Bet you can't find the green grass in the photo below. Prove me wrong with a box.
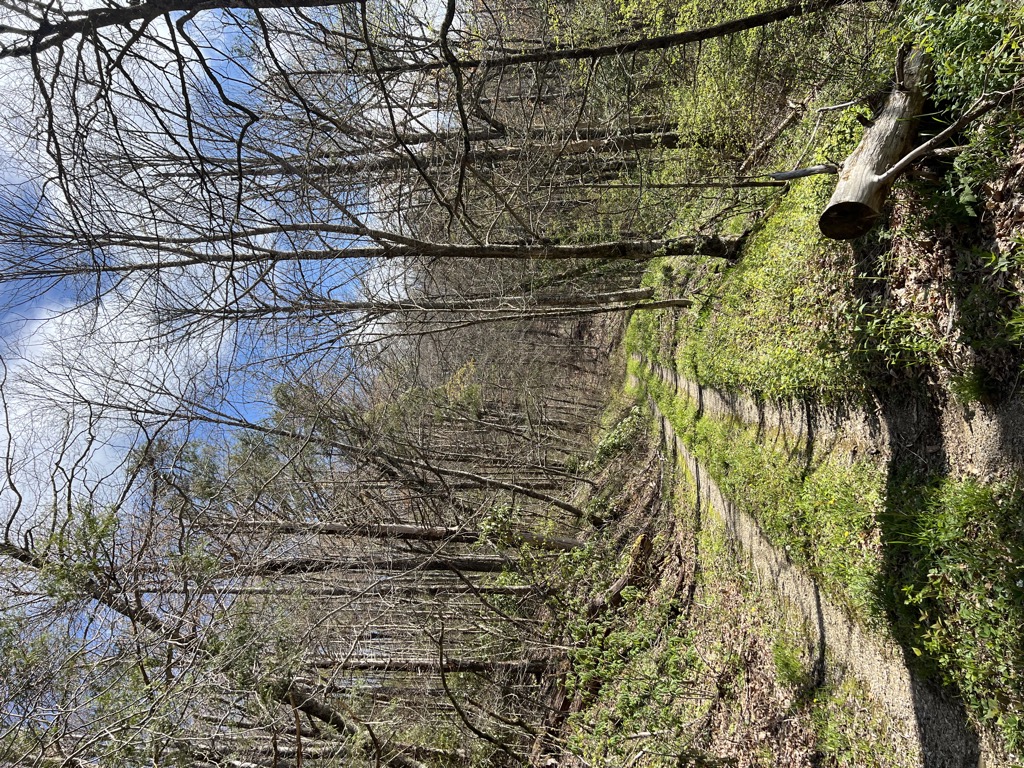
[629,352,1024,752]
[772,635,812,689]
[673,174,863,399]
[602,0,1024,753]
[629,356,887,621]
[560,477,779,766]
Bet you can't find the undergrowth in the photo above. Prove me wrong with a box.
[628,357,887,622]
[628,353,1024,753]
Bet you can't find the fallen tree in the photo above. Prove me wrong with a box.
[818,49,929,240]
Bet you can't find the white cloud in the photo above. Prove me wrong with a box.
[0,284,233,540]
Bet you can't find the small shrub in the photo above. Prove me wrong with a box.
[593,406,645,465]
[772,638,809,688]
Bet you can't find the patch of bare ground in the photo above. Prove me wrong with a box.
[878,142,1024,483]
[680,550,821,768]
[936,142,1024,484]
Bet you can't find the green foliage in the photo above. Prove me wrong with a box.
[566,611,652,698]
[904,0,1023,109]
[442,360,484,412]
[850,300,944,372]
[884,475,1024,751]
[0,607,198,766]
[41,503,119,601]
[630,175,866,401]
[622,289,668,365]
[592,405,645,467]
[610,2,1024,752]
[949,367,1000,405]
[634,355,1024,748]
[208,598,308,696]
[560,560,715,766]
[771,637,809,689]
[960,251,1024,354]
[902,0,1023,218]
[553,0,894,245]
[478,503,516,546]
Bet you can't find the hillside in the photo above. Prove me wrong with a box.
[0,0,1021,767]
[543,29,1024,768]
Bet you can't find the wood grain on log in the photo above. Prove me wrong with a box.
[819,51,928,240]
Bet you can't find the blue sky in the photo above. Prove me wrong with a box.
[0,1,412,543]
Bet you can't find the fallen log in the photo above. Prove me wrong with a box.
[818,50,928,240]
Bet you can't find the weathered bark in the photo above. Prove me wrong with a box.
[769,163,838,181]
[140,584,550,597]
[184,296,695,328]
[583,180,787,189]
[308,657,548,674]
[875,75,1024,187]
[248,554,514,575]
[47,400,586,521]
[216,520,582,552]
[159,129,686,180]
[818,51,928,240]
[179,287,659,319]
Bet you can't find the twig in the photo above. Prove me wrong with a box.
[769,163,839,180]
[877,77,1024,186]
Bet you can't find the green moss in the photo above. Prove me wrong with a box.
[624,146,880,402]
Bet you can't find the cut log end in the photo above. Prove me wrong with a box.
[818,201,881,240]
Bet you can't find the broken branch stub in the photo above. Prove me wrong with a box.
[819,51,929,240]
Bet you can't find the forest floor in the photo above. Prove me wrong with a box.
[535,139,1024,766]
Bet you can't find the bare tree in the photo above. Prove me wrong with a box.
[0,0,891,762]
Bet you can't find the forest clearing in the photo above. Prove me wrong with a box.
[0,0,1022,766]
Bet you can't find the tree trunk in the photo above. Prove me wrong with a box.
[818,50,928,240]
[217,520,582,552]
[308,657,548,674]
[377,0,864,75]
[249,554,514,575]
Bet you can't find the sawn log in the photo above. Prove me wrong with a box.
[819,51,928,240]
